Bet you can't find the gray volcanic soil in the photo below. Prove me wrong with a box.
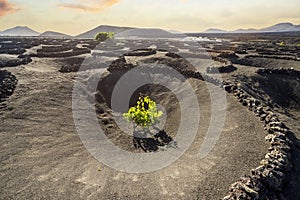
[0,36,299,199]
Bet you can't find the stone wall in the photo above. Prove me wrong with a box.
[181,68,294,199]
[222,82,293,200]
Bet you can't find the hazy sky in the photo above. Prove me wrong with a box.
[0,0,300,35]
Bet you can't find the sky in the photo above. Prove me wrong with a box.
[0,0,300,35]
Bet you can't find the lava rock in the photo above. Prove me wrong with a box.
[0,70,17,101]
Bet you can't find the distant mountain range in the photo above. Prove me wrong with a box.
[39,31,72,38]
[0,22,300,38]
[0,25,177,38]
[76,25,132,38]
[204,28,228,34]
[204,22,300,33]
[0,26,40,36]
[116,28,176,38]
[76,25,177,38]
[0,26,73,38]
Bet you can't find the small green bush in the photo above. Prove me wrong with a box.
[95,32,115,42]
[279,42,285,46]
[123,96,163,127]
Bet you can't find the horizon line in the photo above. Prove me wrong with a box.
[0,21,299,36]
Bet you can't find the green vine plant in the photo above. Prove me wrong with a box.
[94,32,115,42]
[123,96,163,132]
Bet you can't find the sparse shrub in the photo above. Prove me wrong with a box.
[123,96,163,127]
[95,32,115,42]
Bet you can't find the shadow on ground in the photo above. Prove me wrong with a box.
[133,130,174,152]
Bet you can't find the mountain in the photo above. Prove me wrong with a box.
[116,28,176,38]
[2,22,300,38]
[259,22,300,32]
[203,23,300,33]
[76,25,132,39]
[203,28,227,33]
[233,28,258,33]
[0,26,40,36]
[39,31,72,38]
[166,29,183,34]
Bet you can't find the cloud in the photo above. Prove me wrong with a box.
[58,0,120,12]
[0,0,17,17]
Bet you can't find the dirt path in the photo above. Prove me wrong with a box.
[0,57,269,199]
